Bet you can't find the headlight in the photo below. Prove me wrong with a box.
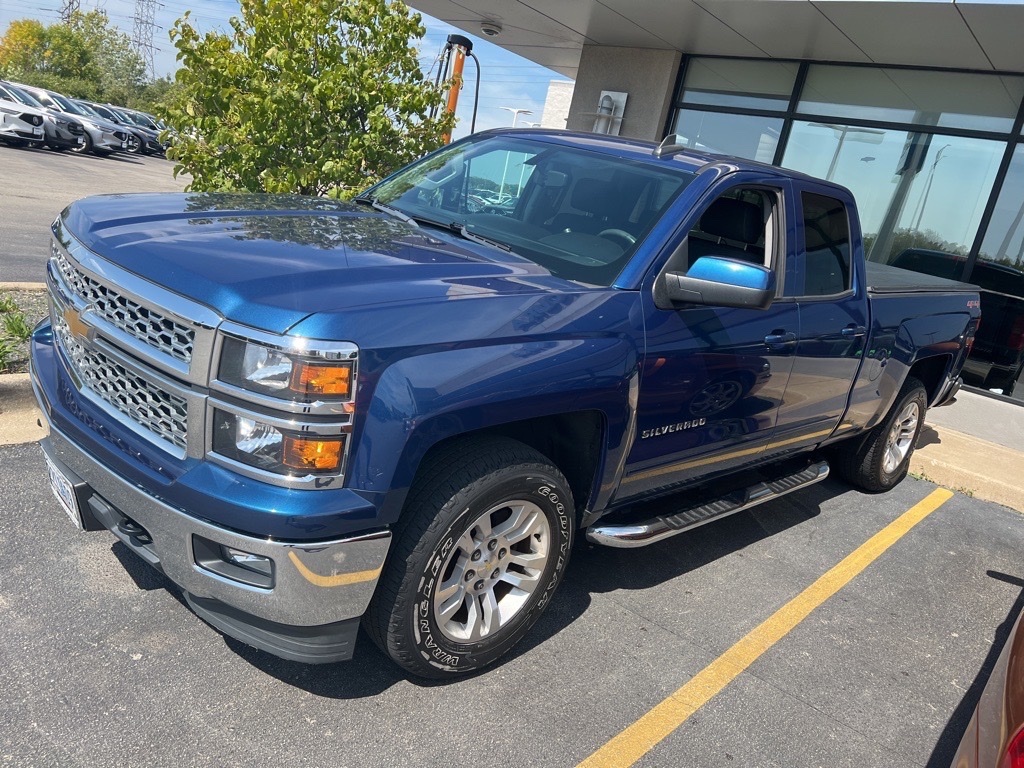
[212,409,345,477]
[218,335,355,404]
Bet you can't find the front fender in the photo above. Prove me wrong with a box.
[348,337,639,527]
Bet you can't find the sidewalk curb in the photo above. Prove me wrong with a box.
[910,425,1024,513]
[0,282,46,291]
[0,373,44,447]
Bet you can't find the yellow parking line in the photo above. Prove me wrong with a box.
[578,487,955,768]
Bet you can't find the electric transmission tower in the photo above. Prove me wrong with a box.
[59,0,81,24]
[133,0,157,80]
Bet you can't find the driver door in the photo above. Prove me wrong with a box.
[618,180,799,500]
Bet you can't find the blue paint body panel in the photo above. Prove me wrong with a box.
[31,130,981,543]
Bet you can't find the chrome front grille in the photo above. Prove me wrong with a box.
[53,310,189,450]
[55,250,195,364]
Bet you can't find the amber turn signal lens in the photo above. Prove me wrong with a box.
[290,363,351,397]
[282,436,343,471]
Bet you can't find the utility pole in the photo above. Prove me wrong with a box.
[58,0,81,24]
[133,0,158,80]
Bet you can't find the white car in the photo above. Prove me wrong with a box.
[0,94,45,146]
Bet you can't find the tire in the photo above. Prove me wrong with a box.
[365,436,575,679]
[835,376,928,492]
[71,133,92,154]
[126,135,141,154]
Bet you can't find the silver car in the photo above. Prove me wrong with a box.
[0,81,85,151]
[11,82,129,156]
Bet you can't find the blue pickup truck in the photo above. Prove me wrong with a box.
[30,129,979,678]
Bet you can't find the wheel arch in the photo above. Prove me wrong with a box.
[908,353,953,406]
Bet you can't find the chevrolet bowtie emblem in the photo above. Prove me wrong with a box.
[63,304,95,344]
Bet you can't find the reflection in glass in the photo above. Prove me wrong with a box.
[972,145,1024,398]
[680,57,798,111]
[798,65,1024,133]
[783,122,1003,274]
[672,109,782,162]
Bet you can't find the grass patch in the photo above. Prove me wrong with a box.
[0,288,48,374]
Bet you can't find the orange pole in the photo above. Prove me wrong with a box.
[442,44,467,144]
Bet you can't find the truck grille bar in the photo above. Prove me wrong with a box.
[54,249,195,364]
[53,309,189,451]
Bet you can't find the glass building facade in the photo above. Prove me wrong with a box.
[670,56,1024,401]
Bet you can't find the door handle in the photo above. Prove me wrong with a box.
[764,331,796,348]
[841,325,867,338]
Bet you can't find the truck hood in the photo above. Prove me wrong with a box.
[60,193,574,334]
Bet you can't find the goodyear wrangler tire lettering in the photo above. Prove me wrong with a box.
[364,437,576,679]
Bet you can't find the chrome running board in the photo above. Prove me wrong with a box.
[586,460,830,548]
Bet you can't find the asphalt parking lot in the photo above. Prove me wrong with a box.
[2,436,1021,767]
[0,145,187,283]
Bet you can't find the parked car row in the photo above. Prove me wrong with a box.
[0,80,168,158]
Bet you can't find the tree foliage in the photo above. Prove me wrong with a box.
[0,12,145,104]
[163,0,453,198]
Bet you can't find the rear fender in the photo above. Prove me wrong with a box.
[847,312,970,432]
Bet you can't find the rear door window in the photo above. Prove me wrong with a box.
[788,192,852,297]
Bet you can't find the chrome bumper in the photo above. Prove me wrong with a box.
[39,419,390,629]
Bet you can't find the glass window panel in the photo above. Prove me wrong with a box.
[979,145,1024,279]
[680,57,798,111]
[783,122,1003,274]
[792,193,852,297]
[972,144,1024,397]
[798,65,1024,133]
[672,108,782,163]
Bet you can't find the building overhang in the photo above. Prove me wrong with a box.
[407,0,1024,78]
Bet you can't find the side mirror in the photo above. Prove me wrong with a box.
[658,256,775,310]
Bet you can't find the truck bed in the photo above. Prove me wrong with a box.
[866,262,978,295]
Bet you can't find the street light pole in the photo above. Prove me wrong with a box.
[500,107,533,127]
[498,107,533,200]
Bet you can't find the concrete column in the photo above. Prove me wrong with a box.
[566,45,681,141]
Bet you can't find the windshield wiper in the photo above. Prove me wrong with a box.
[353,196,418,227]
[451,223,512,253]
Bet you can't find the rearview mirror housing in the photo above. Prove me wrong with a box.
[656,256,775,310]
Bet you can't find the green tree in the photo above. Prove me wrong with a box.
[0,12,144,104]
[0,19,47,74]
[164,0,453,198]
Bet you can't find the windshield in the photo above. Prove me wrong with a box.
[368,135,694,286]
[47,92,82,115]
[116,109,140,125]
[2,84,43,108]
[74,101,103,118]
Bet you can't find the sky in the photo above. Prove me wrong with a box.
[0,0,570,138]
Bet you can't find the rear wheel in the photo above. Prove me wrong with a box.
[365,436,575,678]
[836,376,927,492]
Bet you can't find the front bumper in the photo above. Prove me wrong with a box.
[91,130,126,152]
[1,125,44,141]
[31,338,392,663]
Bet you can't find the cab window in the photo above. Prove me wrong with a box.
[787,192,852,297]
[685,187,779,271]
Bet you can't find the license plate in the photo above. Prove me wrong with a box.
[33,127,43,136]
[45,455,82,530]
[78,137,84,145]
[121,141,127,149]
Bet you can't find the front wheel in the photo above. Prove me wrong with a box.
[365,437,575,678]
[71,133,92,154]
[835,376,927,492]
